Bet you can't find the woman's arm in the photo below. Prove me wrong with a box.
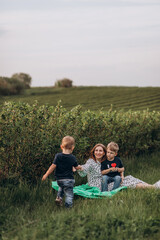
[75,165,82,170]
[77,159,92,177]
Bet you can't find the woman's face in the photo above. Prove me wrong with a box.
[94,146,105,160]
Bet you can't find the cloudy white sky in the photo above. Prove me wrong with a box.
[0,0,160,87]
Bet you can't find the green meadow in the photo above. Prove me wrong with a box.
[0,86,160,111]
[0,86,160,239]
[1,152,160,240]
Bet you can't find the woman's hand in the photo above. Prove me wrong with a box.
[76,165,83,171]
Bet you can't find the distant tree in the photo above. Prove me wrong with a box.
[55,78,73,88]
[0,77,25,95]
[12,73,32,88]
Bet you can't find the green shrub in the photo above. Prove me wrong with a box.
[12,72,32,89]
[0,101,160,183]
[55,78,73,88]
[0,77,26,95]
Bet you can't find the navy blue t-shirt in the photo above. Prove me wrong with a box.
[101,157,123,177]
[53,153,78,180]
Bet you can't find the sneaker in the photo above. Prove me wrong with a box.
[153,180,160,189]
[55,197,63,206]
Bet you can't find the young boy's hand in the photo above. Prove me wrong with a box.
[42,174,47,181]
[72,167,77,172]
[121,175,124,183]
[110,167,118,172]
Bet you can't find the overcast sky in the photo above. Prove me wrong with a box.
[0,0,160,87]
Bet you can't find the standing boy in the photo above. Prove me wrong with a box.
[101,142,124,191]
[42,136,81,208]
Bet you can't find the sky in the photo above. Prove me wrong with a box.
[0,0,160,87]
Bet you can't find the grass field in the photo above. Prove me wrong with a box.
[1,152,160,240]
[1,86,160,239]
[0,86,160,111]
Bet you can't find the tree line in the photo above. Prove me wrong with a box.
[0,73,73,95]
[0,73,32,95]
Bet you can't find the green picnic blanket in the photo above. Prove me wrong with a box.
[52,181,127,199]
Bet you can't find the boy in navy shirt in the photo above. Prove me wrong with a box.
[101,142,124,191]
[42,136,81,208]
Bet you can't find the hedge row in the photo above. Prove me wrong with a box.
[0,101,160,183]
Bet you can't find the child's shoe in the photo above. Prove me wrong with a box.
[55,197,63,206]
[153,180,160,189]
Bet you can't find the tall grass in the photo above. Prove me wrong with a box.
[1,152,160,240]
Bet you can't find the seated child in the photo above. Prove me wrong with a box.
[42,136,81,208]
[101,142,124,191]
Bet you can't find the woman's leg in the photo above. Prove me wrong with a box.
[121,175,150,188]
[154,180,160,189]
[136,183,155,189]
[121,175,160,189]
[136,180,160,189]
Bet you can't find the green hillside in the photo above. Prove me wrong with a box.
[0,86,160,111]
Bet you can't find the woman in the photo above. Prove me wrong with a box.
[78,143,160,191]
[78,143,106,190]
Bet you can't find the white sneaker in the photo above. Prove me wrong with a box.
[153,180,160,189]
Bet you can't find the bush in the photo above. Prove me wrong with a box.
[0,77,26,95]
[55,78,73,88]
[12,73,32,89]
[0,101,160,183]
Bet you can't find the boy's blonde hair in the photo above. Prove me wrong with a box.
[107,142,119,153]
[61,136,75,150]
